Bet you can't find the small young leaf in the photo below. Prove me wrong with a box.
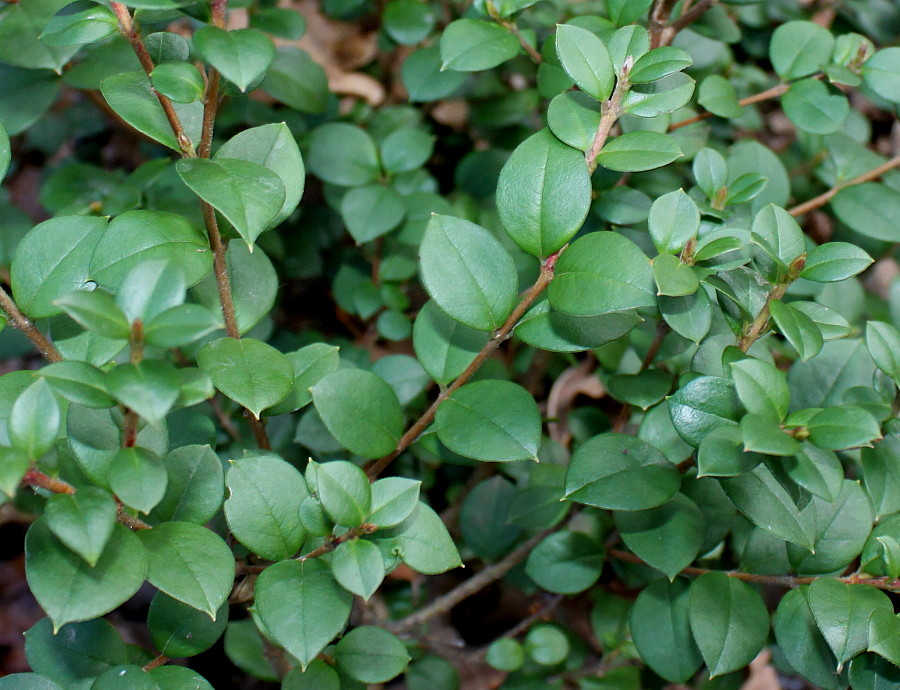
[313,460,371,527]
[106,360,181,426]
[10,379,60,458]
[439,19,519,72]
[331,540,385,601]
[334,627,410,684]
[109,447,167,513]
[193,27,275,92]
[45,487,116,567]
[555,24,615,101]
[596,132,682,172]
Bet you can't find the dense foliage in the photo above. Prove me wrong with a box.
[1,0,900,687]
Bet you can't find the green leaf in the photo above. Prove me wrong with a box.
[45,487,116,567]
[547,91,600,152]
[215,123,304,228]
[193,27,275,92]
[10,216,106,318]
[106,360,181,426]
[525,531,604,594]
[145,31,189,62]
[648,189,699,254]
[555,24,614,101]
[176,158,285,247]
[866,322,900,381]
[260,46,328,113]
[741,413,800,456]
[116,259,186,324]
[623,72,695,118]
[91,665,158,689]
[496,128,591,258]
[40,361,113,409]
[379,126,434,175]
[282,660,339,690]
[486,639,525,672]
[770,20,834,80]
[596,132,682,172]
[774,587,846,690]
[801,242,873,283]
[0,446,28,497]
[224,452,307,561]
[401,44,466,102]
[689,572,769,677]
[751,203,804,266]
[524,625,570,666]
[313,460,371,527]
[150,62,204,103]
[782,78,849,135]
[697,425,762,477]
[375,502,461,574]
[0,0,78,71]
[340,184,405,244]
[25,519,147,632]
[862,48,900,103]
[0,674,61,689]
[39,0,117,47]
[868,610,900,667]
[265,343,340,415]
[630,578,703,683]
[786,443,843,503]
[100,71,202,152]
[331,539,385,600]
[143,304,222,349]
[55,290,131,340]
[439,19,520,72]
[383,0,435,45]
[413,300,488,385]
[0,120,8,180]
[720,464,816,550]
[830,183,900,242]
[419,214,517,331]
[368,477,421,528]
[615,493,703,579]
[10,379,60,458]
[91,210,212,290]
[335,627,410,684]
[629,46,691,83]
[254,559,352,670]
[310,369,403,458]
[653,253,699,296]
[806,405,882,450]
[198,337,293,418]
[24,617,127,684]
[669,375,742,447]
[223,620,278,681]
[148,592,228,658]
[697,75,742,118]
[307,123,380,187]
[808,579,893,670]
[730,357,789,420]
[138,522,234,618]
[149,445,224,525]
[549,231,655,316]
[435,380,541,462]
[607,369,671,410]
[790,302,852,341]
[564,433,679,510]
[109,447,167,513]
[770,299,824,361]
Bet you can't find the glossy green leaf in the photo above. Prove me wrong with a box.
[697,425,762,477]
[549,231,655,316]
[383,0,435,45]
[265,343,340,415]
[596,132,682,172]
[629,46,691,82]
[176,158,285,247]
[555,24,614,101]
[806,405,882,450]
[783,78,849,135]
[770,299,824,361]
[307,122,380,186]
[0,0,78,71]
[100,71,203,152]
[109,447,167,513]
[653,253,699,296]
[648,189,699,254]
[689,572,769,677]
[440,18,519,72]
[697,74,742,118]
[45,487,115,567]
[254,558,352,670]
[774,587,846,690]
[25,519,147,632]
[401,44,466,102]
[413,300,487,385]
[313,460,371,527]
[496,128,591,257]
[11,216,106,318]
[615,493,703,579]
[224,452,307,561]
[435,380,541,462]
[770,21,834,80]
[331,539,384,601]
[55,290,130,340]
[802,242,873,283]
[335,626,410,683]
[730,357,789,420]
[0,446,28,497]
[10,379,60,458]
[525,531,604,594]
[375,502,461,574]
[138,522,234,618]
[565,433,679,510]
[669,375,742,447]
[198,337,292,418]
[148,592,228,658]
[866,322,900,381]
[368,477,421,528]
[340,184,405,244]
[419,214,517,330]
[830,183,900,242]
[194,27,275,92]
[862,48,900,103]
[106,360,181,426]
[260,46,328,113]
[311,369,403,458]
[150,62,204,103]
[868,610,900,667]
[630,578,703,683]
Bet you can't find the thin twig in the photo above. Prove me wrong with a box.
[789,154,900,217]
[668,0,718,33]
[109,2,196,157]
[586,62,632,173]
[142,655,169,672]
[485,0,541,63]
[607,549,900,592]
[366,251,562,480]
[389,529,553,634]
[737,255,805,352]
[235,525,377,575]
[0,286,61,362]
[648,0,679,48]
